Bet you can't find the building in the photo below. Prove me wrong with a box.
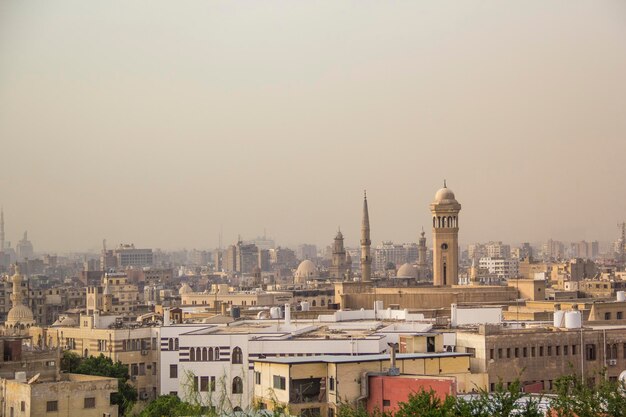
[100,243,154,270]
[373,242,418,272]
[0,336,119,417]
[297,244,317,261]
[180,283,293,308]
[86,272,139,314]
[15,232,34,263]
[478,257,519,280]
[30,312,160,401]
[431,183,461,286]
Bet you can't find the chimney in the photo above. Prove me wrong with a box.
[387,343,399,376]
[284,303,291,326]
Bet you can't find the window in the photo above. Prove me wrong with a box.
[202,347,208,361]
[556,346,560,356]
[523,347,527,357]
[273,375,286,390]
[498,348,503,359]
[383,400,391,407]
[489,349,494,360]
[539,346,544,357]
[170,364,178,378]
[190,347,195,361]
[232,376,244,394]
[547,346,552,356]
[193,376,199,392]
[466,347,476,357]
[618,312,624,320]
[563,345,568,356]
[426,337,436,353]
[254,371,261,385]
[84,397,95,408]
[506,348,511,358]
[211,376,216,392]
[572,344,577,355]
[232,346,243,364]
[208,347,214,361]
[514,347,519,358]
[20,402,25,412]
[174,338,179,350]
[47,401,58,412]
[605,312,611,320]
[531,347,535,357]
[168,338,174,350]
[585,344,597,361]
[329,377,335,391]
[214,347,220,359]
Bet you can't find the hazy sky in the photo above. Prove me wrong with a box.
[1,1,626,253]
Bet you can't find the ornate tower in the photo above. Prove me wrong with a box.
[361,191,372,282]
[5,265,35,332]
[430,182,461,286]
[330,229,348,280]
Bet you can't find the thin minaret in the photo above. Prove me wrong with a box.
[361,191,372,282]
[0,207,4,251]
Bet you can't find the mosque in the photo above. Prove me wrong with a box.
[1,265,36,335]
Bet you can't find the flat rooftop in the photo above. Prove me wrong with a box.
[254,352,470,365]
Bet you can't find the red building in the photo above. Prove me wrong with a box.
[366,375,457,415]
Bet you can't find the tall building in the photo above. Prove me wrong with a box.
[15,231,34,261]
[430,182,461,286]
[296,244,317,260]
[361,192,372,282]
[329,230,350,280]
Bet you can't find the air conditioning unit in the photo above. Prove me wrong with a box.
[130,375,137,381]
[140,392,149,400]
[609,359,618,366]
[141,350,148,356]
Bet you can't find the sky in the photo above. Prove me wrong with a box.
[1,1,626,253]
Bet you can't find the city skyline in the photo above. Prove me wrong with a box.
[2,1,626,251]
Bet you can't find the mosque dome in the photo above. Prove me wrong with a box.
[179,283,193,295]
[59,316,77,327]
[434,186,457,204]
[294,260,318,284]
[396,263,417,279]
[7,304,34,326]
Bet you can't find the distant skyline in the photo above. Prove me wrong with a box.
[1,1,626,252]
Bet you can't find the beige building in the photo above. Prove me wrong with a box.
[86,272,139,314]
[180,284,293,309]
[30,313,159,401]
[431,183,461,286]
[1,373,118,417]
[253,350,485,417]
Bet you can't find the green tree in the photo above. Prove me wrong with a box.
[551,372,626,417]
[461,380,543,417]
[72,354,138,416]
[394,389,457,417]
[136,395,195,417]
[60,351,81,373]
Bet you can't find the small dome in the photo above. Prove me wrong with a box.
[396,263,417,279]
[59,316,77,327]
[179,283,193,295]
[434,186,457,204]
[294,260,318,283]
[7,304,34,325]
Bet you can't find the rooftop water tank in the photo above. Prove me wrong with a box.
[564,310,582,329]
[618,291,626,302]
[270,307,281,319]
[553,310,565,328]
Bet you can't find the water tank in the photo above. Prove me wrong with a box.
[618,291,626,302]
[564,311,582,329]
[231,306,241,319]
[270,307,281,319]
[553,310,565,328]
[300,301,310,312]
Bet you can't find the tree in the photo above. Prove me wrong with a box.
[60,351,81,373]
[135,395,195,417]
[551,372,626,417]
[72,354,138,416]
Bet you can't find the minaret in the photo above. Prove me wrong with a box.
[417,228,427,268]
[330,228,347,280]
[361,191,372,282]
[0,207,4,251]
[430,181,461,286]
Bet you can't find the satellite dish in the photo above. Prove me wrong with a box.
[27,373,40,385]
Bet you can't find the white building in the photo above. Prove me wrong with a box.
[158,305,432,412]
[478,257,519,280]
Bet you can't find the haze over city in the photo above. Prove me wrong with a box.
[2,1,626,252]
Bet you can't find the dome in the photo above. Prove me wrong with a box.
[396,263,417,279]
[6,304,34,326]
[434,186,457,204]
[294,260,318,283]
[179,283,193,295]
[59,316,77,327]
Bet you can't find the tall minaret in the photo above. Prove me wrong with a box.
[0,207,4,251]
[430,181,461,286]
[361,191,372,282]
[417,227,427,268]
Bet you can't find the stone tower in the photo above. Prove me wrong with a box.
[330,229,349,280]
[361,191,372,282]
[430,182,461,286]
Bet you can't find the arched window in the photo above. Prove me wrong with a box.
[215,347,220,360]
[321,299,325,306]
[208,347,214,361]
[168,339,174,351]
[84,348,89,358]
[196,347,201,361]
[232,346,243,364]
[232,376,243,394]
[174,338,179,351]
[202,347,208,361]
[190,347,195,361]
[442,217,446,227]
[312,300,316,307]
[328,299,332,306]
[433,217,436,228]
[448,216,452,227]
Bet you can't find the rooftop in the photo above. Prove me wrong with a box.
[254,352,471,365]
